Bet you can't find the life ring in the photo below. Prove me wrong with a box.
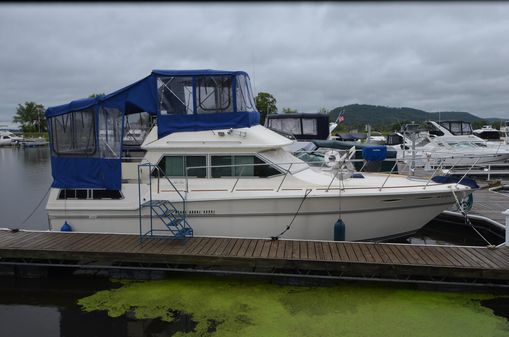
[324,150,341,167]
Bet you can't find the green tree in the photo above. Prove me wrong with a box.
[282,107,298,114]
[255,92,277,125]
[318,107,329,114]
[471,119,488,130]
[12,101,46,133]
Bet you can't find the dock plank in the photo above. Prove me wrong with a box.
[276,240,286,259]
[314,242,325,261]
[260,240,272,258]
[307,241,317,260]
[244,239,258,258]
[268,240,279,258]
[291,241,300,260]
[299,241,308,260]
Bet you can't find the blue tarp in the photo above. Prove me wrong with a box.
[431,176,479,189]
[50,157,121,190]
[45,69,260,191]
[362,146,387,161]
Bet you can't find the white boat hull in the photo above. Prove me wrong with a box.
[47,187,460,241]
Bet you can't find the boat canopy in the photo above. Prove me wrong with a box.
[45,69,260,190]
[265,113,330,140]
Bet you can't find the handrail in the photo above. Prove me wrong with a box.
[277,163,293,192]
[378,161,399,191]
[423,159,446,190]
[455,157,482,188]
[230,165,246,192]
[137,149,507,200]
[146,163,186,200]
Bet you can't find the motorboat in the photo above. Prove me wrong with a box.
[391,121,509,168]
[0,130,23,146]
[44,70,472,242]
[473,125,501,141]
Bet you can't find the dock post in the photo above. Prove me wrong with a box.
[504,209,509,247]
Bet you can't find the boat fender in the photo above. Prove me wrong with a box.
[60,221,72,232]
[460,193,474,213]
[334,219,346,241]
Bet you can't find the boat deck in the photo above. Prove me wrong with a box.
[1,230,508,288]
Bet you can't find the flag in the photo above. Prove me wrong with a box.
[336,110,345,124]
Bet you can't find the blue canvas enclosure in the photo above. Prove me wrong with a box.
[46,70,260,190]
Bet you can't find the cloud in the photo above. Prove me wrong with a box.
[1,2,509,122]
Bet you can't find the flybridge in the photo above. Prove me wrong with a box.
[45,69,260,190]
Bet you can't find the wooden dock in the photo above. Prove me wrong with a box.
[469,188,509,225]
[1,230,509,289]
[443,187,509,229]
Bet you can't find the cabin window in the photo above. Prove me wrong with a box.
[462,123,472,134]
[267,118,282,131]
[196,76,233,113]
[280,118,301,135]
[450,123,461,135]
[58,189,123,200]
[236,74,256,112]
[158,76,194,115]
[98,107,122,158]
[302,119,317,135]
[50,108,96,156]
[157,155,206,177]
[211,155,280,178]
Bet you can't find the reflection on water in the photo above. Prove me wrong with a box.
[0,147,52,230]
[0,275,195,337]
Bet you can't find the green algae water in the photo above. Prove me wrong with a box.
[78,275,509,337]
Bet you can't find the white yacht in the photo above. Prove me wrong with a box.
[0,130,23,146]
[473,125,501,141]
[393,121,509,168]
[44,70,473,242]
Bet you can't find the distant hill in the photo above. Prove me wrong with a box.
[328,104,499,131]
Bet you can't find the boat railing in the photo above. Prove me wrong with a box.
[138,161,187,206]
[139,150,503,196]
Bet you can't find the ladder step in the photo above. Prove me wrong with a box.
[141,200,166,207]
[175,227,193,238]
[164,217,185,228]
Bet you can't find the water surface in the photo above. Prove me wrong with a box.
[0,146,51,230]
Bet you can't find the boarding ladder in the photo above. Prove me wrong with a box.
[137,162,193,241]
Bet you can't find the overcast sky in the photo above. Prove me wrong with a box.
[1,2,509,124]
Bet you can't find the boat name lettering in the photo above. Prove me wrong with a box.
[177,209,216,215]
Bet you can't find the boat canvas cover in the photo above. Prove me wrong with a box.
[45,70,260,190]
